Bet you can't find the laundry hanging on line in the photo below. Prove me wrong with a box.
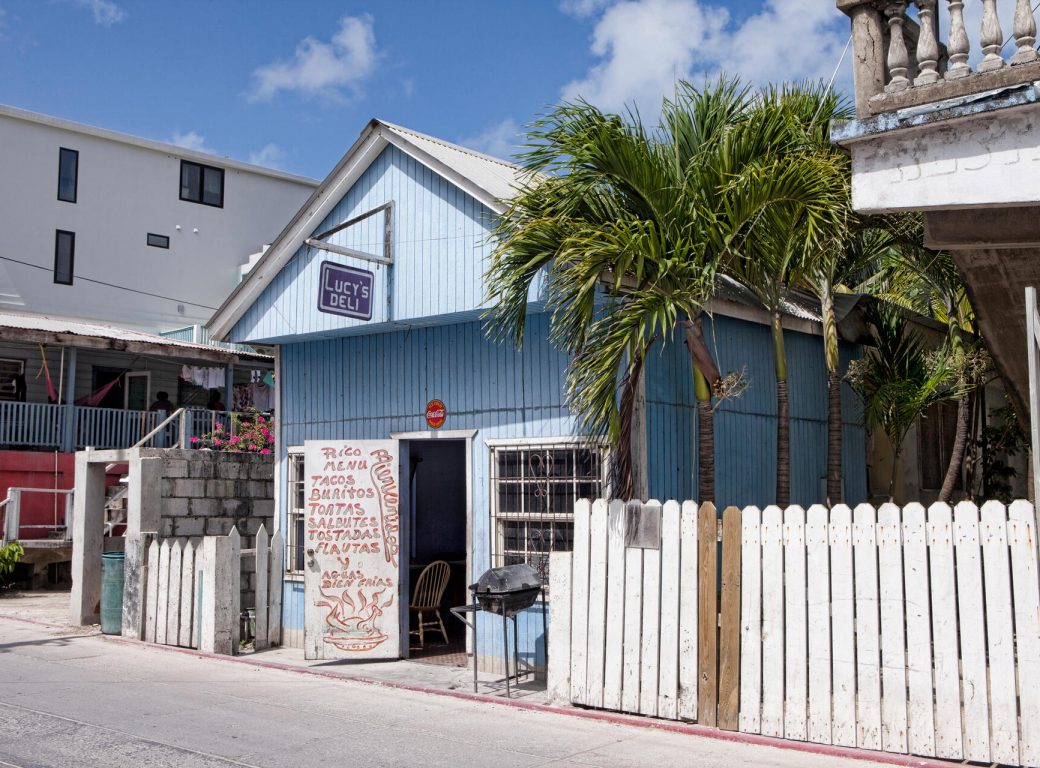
[181,366,226,389]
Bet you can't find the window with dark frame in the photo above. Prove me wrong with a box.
[146,233,170,249]
[489,441,608,584]
[58,148,78,203]
[287,453,306,574]
[54,230,74,285]
[179,160,224,207]
[0,359,24,402]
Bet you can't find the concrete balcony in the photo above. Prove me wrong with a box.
[834,0,1040,422]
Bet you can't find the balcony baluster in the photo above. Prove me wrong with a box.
[885,2,912,92]
[946,0,972,78]
[979,0,1007,71]
[1012,0,1039,64]
[915,0,942,84]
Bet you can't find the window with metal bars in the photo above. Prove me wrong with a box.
[286,451,306,574]
[489,440,608,584]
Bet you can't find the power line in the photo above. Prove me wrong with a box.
[0,253,217,310]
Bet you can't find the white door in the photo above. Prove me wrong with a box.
[303,439,402,660]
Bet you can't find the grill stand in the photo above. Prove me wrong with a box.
[450,586,546,698]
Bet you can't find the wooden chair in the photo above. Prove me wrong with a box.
[410,560,451,648]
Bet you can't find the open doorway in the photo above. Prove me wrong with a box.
[401,438,469,667]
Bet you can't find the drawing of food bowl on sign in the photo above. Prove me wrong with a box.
[318,587,394,652]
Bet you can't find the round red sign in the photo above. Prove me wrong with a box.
[425,399,446,429]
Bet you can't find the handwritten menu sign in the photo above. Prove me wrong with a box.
[303,440,400,660]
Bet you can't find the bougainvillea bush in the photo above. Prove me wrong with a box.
[191,409,273,453]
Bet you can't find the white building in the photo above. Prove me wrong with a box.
[0,104,318,333]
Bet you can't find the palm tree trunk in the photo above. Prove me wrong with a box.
[827,369,843,504]
[889,448,901,503]
[938,391,970,503]
[683,317,719,507]
[772,312,790,507]
[615,348,647,501]
[822,295,843,504]
[694,364,715,506]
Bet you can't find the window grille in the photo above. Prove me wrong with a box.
[286,452,306,573]
[489,441,608,584]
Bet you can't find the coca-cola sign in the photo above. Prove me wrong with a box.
[425,399,446,429]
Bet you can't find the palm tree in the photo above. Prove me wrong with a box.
[866,225,982,503]
[484,80,850,503]
[801,227,897,503]
[848,307,963,500]
[721,83,852,507]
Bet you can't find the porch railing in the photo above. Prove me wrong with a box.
[0,487,74,544]
[0,402,262,453]
[839,0,1040,116]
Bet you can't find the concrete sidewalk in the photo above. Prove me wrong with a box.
[0,615,893,768]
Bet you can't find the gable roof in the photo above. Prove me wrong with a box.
[207,118,524,341]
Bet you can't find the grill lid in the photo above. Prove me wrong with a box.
[473,563,541,594]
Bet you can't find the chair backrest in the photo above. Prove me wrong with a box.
[411,560,451,609]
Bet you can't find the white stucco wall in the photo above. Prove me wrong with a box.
[0,108,316,332]
[849,102,1040,214]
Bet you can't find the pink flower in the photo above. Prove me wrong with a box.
[229,436,241,445]
[260,448,271,454]
[248,443,258,451]
[189,436,199,444]
[213,438,223,446]
[257,416,265,424]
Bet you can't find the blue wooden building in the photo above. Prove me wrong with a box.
[208,119,867,670]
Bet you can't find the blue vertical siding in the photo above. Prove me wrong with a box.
[645,313,867,507]
[231,145,496,344]
[278,313,574,665]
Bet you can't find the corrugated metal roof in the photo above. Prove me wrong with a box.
[380,121,525,207]
[0,311,269,361]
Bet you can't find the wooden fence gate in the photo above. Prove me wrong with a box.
[549,498,1040,767]
[141,526,283,655]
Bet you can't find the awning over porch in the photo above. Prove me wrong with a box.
[0,310,270,365]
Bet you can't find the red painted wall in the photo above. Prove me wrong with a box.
[0,451,122,539]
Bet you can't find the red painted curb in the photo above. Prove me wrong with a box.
[0,614,954,768]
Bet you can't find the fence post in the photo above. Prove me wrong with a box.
[4,489,19,542]
[696,501,718,727]
[199,530,238,655]
[268,530,283,646]
[179,409,189,449]
[717,506,742,731]
[63,492,74,540]
[255,525,269,651]
[122,531,154,640]
[547,551,573,705]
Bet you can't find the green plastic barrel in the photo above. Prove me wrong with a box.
[100,551,125,635]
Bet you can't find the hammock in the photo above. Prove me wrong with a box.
[35,345,137,406]
[75,377,122,407]
[35,345,58,403]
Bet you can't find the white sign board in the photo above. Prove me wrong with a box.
[303,440,401,660]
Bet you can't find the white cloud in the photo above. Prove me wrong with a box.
[76,0,126,26]
[459,118,520,160]
[248,143,286,169]
[248,14,378,102]
[169,131,216,155]
[560,0,613,17]
[563,0,851,116]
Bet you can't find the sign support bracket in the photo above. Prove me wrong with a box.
[305,201,394,267]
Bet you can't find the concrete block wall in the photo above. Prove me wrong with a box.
[151,449,273,618]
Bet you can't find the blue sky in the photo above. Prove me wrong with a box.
[0,0,855,180]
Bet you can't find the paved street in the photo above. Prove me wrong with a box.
[0,617,885,768]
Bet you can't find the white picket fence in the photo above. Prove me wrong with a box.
[143,526,283,655]
[550,498,1040,767]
